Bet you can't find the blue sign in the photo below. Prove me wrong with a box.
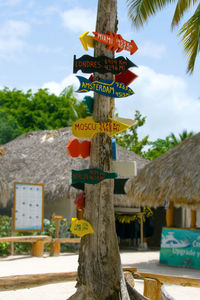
[76,76,134,98]
[160,227,200,269]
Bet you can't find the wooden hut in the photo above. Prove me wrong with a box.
[126,132,200,228]
[0,128,148,221]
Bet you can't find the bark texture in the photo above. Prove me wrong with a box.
[68,1,145,299]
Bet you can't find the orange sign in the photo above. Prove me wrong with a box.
[93,31,138,55]
[52,213,64,220]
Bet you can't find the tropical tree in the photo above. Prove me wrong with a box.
[116,110,149,155]
[0,86,89,144]
[144,130,195,160]
[126,0,200,73]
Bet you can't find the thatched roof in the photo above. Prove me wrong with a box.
[0,127,148,210]
[0,175,9,208]
[126,133,200,208]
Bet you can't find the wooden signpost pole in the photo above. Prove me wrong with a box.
[69,0,143,299]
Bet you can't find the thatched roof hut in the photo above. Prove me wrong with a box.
[0,127,148,218]
[126,133,200,208]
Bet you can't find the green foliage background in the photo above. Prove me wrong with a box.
[0,86,89,145]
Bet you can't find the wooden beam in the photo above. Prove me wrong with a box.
[123,267,200,287]
[1,269,200,292]
[166,201,174,227]
[0,272,77,291]
[0,236,52,243]
[190,209,196,228]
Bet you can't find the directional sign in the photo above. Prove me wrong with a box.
[93,31,138,55]
[52,213,64,221]
[76,76,134,98]
[80,31,94,51]
[72,168,117,184]
[70,218,94,237]
[113,161,137,177]
[71,178,129,195]
[66,138,90,158]
[74,192,85,210]
[73,55,137,74]
[115,117,137,127]
[72,117,132,139]
[89,70,138,87]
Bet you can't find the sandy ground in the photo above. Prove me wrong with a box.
[0,250,200,299]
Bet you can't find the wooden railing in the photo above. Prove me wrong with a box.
[0,266,199,300]
[0,236,81,257]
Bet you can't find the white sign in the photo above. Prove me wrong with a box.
[113,161,137,177]
[13,182,44,232]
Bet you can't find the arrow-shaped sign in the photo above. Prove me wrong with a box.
[80,31,94,51]
[73,55,137,74]
[66,138,91,158]
[72,117,132,139]
[72,168,117,184]
[71,178,129,195]
[89,70,138,87]
[93,31,138,55]
[76,76,134,98]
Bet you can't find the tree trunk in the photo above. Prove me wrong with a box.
[68,1,146,299]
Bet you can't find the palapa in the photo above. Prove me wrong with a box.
[0,127,148,215]
[125,133,200,208]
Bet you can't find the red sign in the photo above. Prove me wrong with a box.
[66,138,91,159]
[74,192,85,210]
[89,70,138,86]
[93,32,138,55]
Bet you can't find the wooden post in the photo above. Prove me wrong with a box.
[138,213,144,248]
[32,241,45,257]
[50,215,62,256]
[166,201,174,227]
[143,278,162,300]
[77,209,83,220]
[190,209,196,228]
[10,209,14,255]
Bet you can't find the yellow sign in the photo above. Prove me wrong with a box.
[70,218,94,237]
[80,31,94,51]
[72,117,131,139]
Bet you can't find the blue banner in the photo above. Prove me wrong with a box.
[160,227,200,269]
[76,76,134,98]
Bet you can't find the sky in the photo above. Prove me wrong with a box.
[0,0,199,141]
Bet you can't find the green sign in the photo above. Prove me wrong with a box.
[72,168,117,184]
[160,227,200,269]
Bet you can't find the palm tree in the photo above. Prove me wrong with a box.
[169,130,195,146]
[126,0,200,73]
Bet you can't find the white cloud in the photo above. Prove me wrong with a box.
[42,74,80,95]
[116,65,200,141]
[61,7,96,33]
[139,40,167,59]
[0,20,30,59]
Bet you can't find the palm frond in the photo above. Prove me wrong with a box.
[179,3,200,73]
[126,0,175,28]
[171,0,198,29]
